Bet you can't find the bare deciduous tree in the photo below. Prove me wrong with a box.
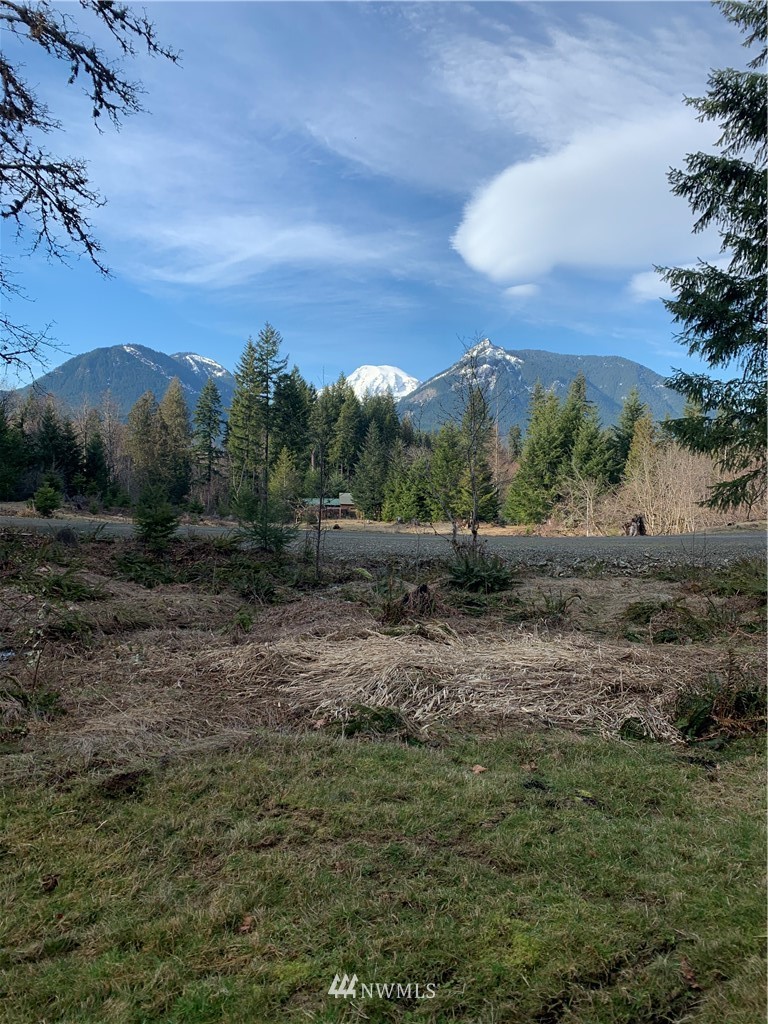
[1,1,178,375]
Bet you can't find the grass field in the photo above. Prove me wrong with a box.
[0,528,765,1022]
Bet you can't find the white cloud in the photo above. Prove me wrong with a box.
[628,270,675,304]
[505,284,540,300]
[431,12,723,151]
[452,109,720,285]
[121,212,415,288]
[629,257,730,304]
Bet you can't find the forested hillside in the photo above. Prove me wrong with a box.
[15,345,236,418]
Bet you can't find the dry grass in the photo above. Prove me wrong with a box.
[204,628,752,742]
[2,534,763,775]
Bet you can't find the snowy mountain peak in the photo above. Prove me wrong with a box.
[347,364,420,400]
[171,352,230,379]
[462,338,523,367]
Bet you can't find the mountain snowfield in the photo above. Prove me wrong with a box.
[171,352,232,379]
[346,364,420,400]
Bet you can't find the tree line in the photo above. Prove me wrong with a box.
[1,322,756,535]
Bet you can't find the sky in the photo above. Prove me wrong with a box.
[2,1,748,391]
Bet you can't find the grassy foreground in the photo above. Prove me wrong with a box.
[2,730,764,1024]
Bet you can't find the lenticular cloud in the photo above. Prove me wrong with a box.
[451,109,717,286]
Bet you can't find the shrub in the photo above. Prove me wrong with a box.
[233,489,296,555]
[448,547,514,594]
[32,484,61,518]
[675,662,766,740]
[133,485,180,551]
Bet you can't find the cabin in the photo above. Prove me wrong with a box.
[298,492,357,521]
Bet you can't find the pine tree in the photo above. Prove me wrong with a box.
[308,387,339,577]
[360,392,401,454]
[272,368,314,471]
[227,339,262,497]
[624,414,658,484]
[571,407,612,485]
[559,372,589,462]
[507,424,523,461]
[84,426,110,498]
[269,446,302,520]
[608,388,648,482]
[560,407,612,535]
[33,403,83,494]
[658,0,766,510]
[253,322,288,479]
[428,422,464,523]
[382,443,431,522]
[353,422,388,519]
[459,385,498,529]
[0,404,25,499]
[126,391,170,495]
[33,403,63,486]
[330,391,364,478]
[159,378,192,504]
[193,378,223,510]
[504,384,564,524]
[229,324,291,549]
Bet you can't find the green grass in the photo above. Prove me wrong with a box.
[1,731,764,1024]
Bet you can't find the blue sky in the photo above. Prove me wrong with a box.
[2,1,746,391]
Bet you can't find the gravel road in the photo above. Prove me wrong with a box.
[2,514,764,572]
[307,526,766,571]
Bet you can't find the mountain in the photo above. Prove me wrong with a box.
[346,364,420,400]
[20,344,236,418]
[396,339,685,435]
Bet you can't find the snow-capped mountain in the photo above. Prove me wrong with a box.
[347,364,420,400]
[21,344,235,418]
[397,338,685,434]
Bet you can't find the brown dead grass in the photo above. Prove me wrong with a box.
[204,628,748,743]
[7,607,760,777]
[1,536,764,775]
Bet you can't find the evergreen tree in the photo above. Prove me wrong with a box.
[400,415,416,449]
[252,322,288,483]
[193,378,223,510]
[269,446,302,520]
[319,374,352,431]
[657,0,766,510]
[507,424,523,461]
[230,324,291,549]
[428,422,464,522]
[459,385,498,528]
[308,387,339,576]
[361,392,401,453]
[33,403,83,494]
[504,384,564,524]
[159,377,192,504]
[227,339,262,497]
[382,443,431,522]
[55,417,83,494]
[126,391,170,495]
[608,388,648,482]
[272,367,314,470]
[330,391,364,477]
[459,458,498,524]
[570,407,612,485]
[0,404,25,499]
[624,414,659,485]
[353,422,388,519]
[84,426,111,497]
[558,372,589,462]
